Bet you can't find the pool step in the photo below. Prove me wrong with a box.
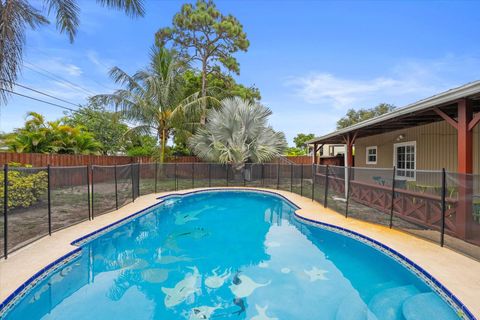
[368,285,420,320]
[402,292,459,320]
[335,293,378,320]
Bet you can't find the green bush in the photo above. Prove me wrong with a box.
[0,163,48,209]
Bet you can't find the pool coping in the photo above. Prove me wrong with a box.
[0,187,477,319]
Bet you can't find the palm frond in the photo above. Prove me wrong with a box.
[45,0,80,42]
[189,97,287,166]
[96,0,145,17]
[0,0,48,104]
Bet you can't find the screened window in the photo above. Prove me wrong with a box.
[366,146,377,164]
[394,142,416,180]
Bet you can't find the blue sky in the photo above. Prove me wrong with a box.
[7,0,480,145]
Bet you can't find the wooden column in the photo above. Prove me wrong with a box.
[457,99,473,239]
[344,133,356,167]
[457,99,473,174]
[435,99,476,240]
[313,143,318,164]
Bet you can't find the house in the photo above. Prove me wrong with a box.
[308,81,480,177]
[310,144,345,166]
[307,81,480,245]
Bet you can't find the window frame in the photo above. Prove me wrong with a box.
[393,141,417,181]
[365,146,378,165]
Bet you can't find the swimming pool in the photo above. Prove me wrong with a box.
[0,190,468,319]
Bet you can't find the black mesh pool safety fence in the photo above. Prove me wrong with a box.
[50,166,89,232]
[1,162,479,261]
[92,165,116,218]
[117,164,133,208]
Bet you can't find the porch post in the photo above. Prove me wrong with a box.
[456,98,473,239]
[344,133,356,198]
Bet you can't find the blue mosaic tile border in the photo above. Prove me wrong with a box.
[294,213,476,320]
[0,248,82,319]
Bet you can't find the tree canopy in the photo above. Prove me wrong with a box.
[156,0,249,123]
[336,103,396,129]
[284,133,315,155]
[65,104,128,155]
[183,69,260,102]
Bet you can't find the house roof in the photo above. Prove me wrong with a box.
[308,80,480,145]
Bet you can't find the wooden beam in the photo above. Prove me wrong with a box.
[468,112,480,131]
[433,107,458,130]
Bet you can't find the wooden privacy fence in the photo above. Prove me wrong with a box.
[0,153,202,166]
[0,153,313,167]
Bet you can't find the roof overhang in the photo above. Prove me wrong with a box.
[308,81,480,145]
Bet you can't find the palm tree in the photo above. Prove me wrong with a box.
[92,46,213,162]
[4,111,101,154]
[0,0,145,104]
[189,97,287,171]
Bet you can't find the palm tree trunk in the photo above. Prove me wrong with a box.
[160,128,166,163]
[200,57,208,125]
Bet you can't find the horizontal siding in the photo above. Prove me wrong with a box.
[355,120,462,172]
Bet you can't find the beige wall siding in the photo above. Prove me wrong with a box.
[355,120,469,173]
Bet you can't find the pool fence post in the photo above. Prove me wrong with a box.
[389,166,396,228]
[130,164,135,202]
[243,164,246,187]
[276,164,280,190]
[344,166,351,218]
[154,162,158,193]
[47,164,52,235]
[311,164,315,201]
[226,164,229,186]
[324,165,329,208]
[175,163,178,191]
[87,165,91,221]
[137,163,141,197]
[4,164,8,258]
[290,164,293,192]
[300,164,304,196]
[261,163,265,187]
[192,162,195,189]
[114,164,118,210]
[440,168,446,247]
[92,165,96,218]
[208,163,211,187]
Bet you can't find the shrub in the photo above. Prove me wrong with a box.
[0,163,48,209]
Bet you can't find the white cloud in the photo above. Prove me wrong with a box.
[27,58,83,77]
[86,50,114,74]
[286,55,480,110]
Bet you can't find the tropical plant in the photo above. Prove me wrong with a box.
[0,0,145,104]
[156,0,249,123]
[189,97,287,171]
[65,104,128,155]
[91,46,212,162]
[285,133,315,155]
[4,111,101,154]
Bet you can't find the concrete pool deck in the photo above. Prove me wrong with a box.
[0,187,479,317]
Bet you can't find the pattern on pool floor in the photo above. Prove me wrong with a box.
[0,189,474,320]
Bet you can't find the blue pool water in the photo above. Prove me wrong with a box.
[3,191,462,319]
